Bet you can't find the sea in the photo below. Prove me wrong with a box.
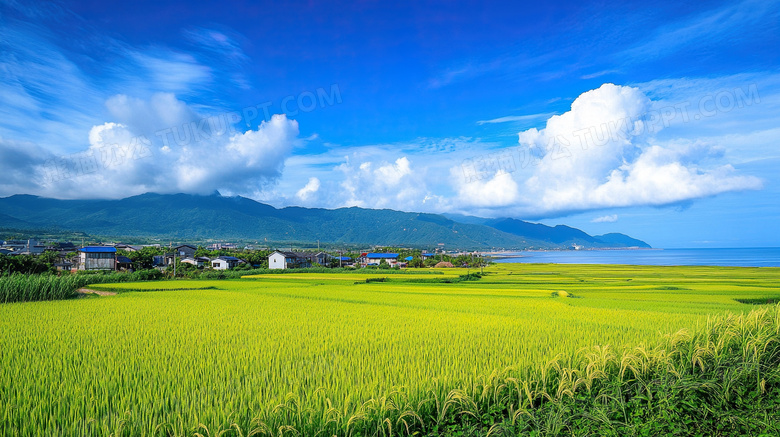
[491,247,780,267]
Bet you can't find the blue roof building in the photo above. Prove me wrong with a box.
[77,246,116,270]
[79,246,117,253]
[365,253,399,259]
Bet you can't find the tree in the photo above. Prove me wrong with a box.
[121,246,165,270]
[408,257,424,268]
[423,258,438,268]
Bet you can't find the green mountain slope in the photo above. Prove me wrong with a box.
[0,193,649,249]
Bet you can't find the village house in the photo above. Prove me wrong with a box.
[115,243,141,252]
[53,261,73,271]
[12,239,46,255]
[1,240,28,253]
[337,256,353,266]
[181,256,211,268]
[116,256,134,271]
[311,251,330,265]
[77,246,117,271]
[364,253,399,266]
[268,251,312,269]
[174,245,197,258]
[211,256,242,270]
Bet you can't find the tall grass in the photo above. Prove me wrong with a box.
[0,266,442,303]
[0,270,164,303]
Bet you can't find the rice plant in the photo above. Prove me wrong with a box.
[1,264,778,435]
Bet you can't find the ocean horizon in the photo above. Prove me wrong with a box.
[491,247,780,267]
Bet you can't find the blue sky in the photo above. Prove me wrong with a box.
[1,0,779,248]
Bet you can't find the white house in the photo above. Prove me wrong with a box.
[268,251,311,269]
[181,256,210,268]
[211,256,242,270]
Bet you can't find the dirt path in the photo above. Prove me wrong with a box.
[76,288,117,297]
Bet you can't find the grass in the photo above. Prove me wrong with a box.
[1,263,779,435]
[0,269,164,303]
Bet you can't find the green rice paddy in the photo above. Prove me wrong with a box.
[1,263,778,435]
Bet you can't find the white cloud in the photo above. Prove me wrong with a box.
[621,0,778,62]
[448,83,763,217]
[476,112,555,125]
[581,69,620,80]
[592,214,618,223]
[375,157,412,187]
[336,156,432,210]
[14,94,300,199]
[453,170,520,208]
[296,177,320,201]
[128,52,212,94]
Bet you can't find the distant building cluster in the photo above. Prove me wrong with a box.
[2,238,481,272]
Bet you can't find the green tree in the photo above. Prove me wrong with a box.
[408,257,424,268]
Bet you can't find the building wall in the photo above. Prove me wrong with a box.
[211,260,227,270]
[79,252,115,270]
[176,246,196,258]
[269,252,286,269]
[367,257,397,265]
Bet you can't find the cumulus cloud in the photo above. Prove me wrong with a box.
[19,93,300,199]
[333,155,445,210]
[296,177,320,201]
[452,170,520,208]
[592,214,618,223]
[451,83,762,216]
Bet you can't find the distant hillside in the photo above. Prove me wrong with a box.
[592,233,651,248]
[0,193,649,249]
[443,215,651,248]
[0,213,34,230]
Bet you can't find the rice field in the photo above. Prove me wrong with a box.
[1,263,779,435]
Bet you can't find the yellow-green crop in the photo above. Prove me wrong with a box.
[1,264,778,435]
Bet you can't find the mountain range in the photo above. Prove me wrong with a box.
[0,193,650,250]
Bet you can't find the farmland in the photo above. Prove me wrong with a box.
[1,264,780,435]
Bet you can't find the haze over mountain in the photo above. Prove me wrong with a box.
[0,193,649,249]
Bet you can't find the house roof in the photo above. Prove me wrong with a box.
[79,246,117,253]
[366,253,399,259]
[217,256,241,261]
[175,245,197,250]
[404,256,414,261]
[422,253,435,257]
[116,256,133,263]
[272,250,309,259]
[338,256,352,261]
